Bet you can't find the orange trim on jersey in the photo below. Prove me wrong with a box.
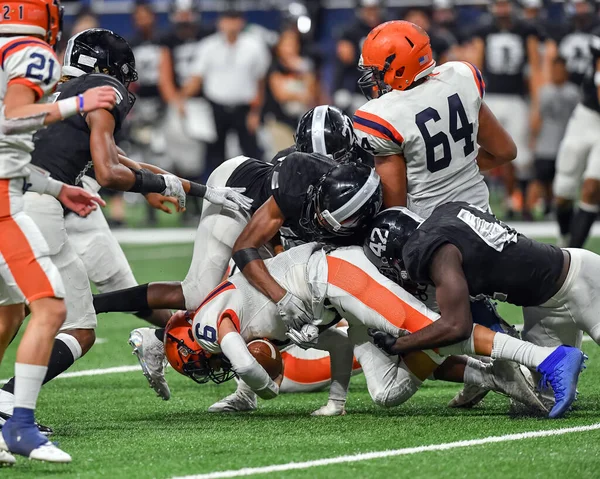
[195,281,236,313]
[460,61,485,98]
[326,256,433,333]
[353,121,390,142]
[8,77,43,101]
[354,110,404,145]
[217,308,241,333]
[0,38,55,69]
[0,180,57,302]
[281,352,362,384]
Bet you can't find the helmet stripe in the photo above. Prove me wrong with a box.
[330,167,380,222]
[310,105,328,156]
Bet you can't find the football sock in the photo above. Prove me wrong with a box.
[491,334,556,369]
[1,335,81,413]
[93,284,149,313]
[556,203,573,238]
[13,363,47,411]
[154,328,165,342]
[569,203,599,248]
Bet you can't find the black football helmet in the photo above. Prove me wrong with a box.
[363,207,427,295]
[301,162,382,241]
[63,28,138,88]
[295,105,358,162]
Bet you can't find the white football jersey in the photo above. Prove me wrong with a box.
[354,61,490,219]
[0,36,61,179]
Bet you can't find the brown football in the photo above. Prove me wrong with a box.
[247,339,283,380]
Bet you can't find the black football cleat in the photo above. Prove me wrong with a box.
[0,411,53,437]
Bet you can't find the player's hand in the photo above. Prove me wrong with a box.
[145,193,184,213]
[160,174,186,210]
[246,110,261,134]
[277,292,313,330]
[204,186,253,212]
[57,184,106,217]
[368,328,401,355]
[286,324,319,349]
[81,86,118,113]
[311,400,346,417]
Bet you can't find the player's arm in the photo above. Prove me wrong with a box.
[375,154,407,207]
[526,34,542,103]
[217,315,281,399]
[157,46,180,103]
[469,36,485,70]
[475,102,517,171]
[379,244,473,355]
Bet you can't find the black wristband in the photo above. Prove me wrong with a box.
[188,181,207,197]
[232,248,261,271]
[129,168,166,194]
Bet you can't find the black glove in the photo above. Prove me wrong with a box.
[368,329,399,355]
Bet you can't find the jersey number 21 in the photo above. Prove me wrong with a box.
[415,93,475,173]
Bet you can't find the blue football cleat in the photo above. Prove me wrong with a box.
[2,409,70,463]
[537,346,587,419]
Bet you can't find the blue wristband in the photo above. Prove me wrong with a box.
[77,94,84,112]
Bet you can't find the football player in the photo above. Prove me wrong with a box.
[363,204,588,418]
[92,106,381,399]
[0,28,251,432]
[0,0,120,465]
[553,27,600,248]
[163,242,562,416]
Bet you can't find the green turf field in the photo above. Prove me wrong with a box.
[1,239,600,478]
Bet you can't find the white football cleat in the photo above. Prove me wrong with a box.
[311,400,346,417]
[448,384,490,408]
[129,328,170,401]
[28,442,71,463]
[208,389,257,413]
[489,360,549,414]
[0,436,16,466]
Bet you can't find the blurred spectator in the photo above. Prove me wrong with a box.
[545,0,599,86]
[470,0,544,219]
[183,9,270,174]
[128,1,165,225]
[403,7,457,64]
[70,6,100,36]
[264,27,317,154]
[529,57,579,217]
[432,0,469,47]
[333,0,384,114]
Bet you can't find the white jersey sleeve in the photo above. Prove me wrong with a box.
[353,102,405,157]
[3,39,60,100]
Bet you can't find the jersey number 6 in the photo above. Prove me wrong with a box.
[415,93,475,173]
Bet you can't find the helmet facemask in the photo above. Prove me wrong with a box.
[358,54,395,100]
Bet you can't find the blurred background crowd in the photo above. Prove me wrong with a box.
[57,0,600,226]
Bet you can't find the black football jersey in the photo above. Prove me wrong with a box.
[473,19,543,96]
[555,22,600,86]
[581,27,600,113]
[31,74,133,186]
[402,202,564,307]
[130,35,162,99]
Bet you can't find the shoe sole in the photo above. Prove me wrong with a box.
[128,336,171,401]
[549,352,587,419]
[448,389,490,408]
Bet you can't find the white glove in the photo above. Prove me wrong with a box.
[160,174,186,210]
[286,324,319,349]
[311,400,346,417]
[204,186,253,212]
[276,292,313,330]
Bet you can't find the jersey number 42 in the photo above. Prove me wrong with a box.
[416,93,475,174]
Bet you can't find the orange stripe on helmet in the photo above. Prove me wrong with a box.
[326,256,434,333]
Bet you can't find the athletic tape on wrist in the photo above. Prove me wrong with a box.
[57,97,79,119]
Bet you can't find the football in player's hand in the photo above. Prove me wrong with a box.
[248,339,283,380]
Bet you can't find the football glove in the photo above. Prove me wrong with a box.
[204,186,253,212]
[368,328,400,355]
[276,292,313,330]
[286,324,319,349]
[160,174,186,210]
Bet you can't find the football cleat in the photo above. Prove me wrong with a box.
[448,384,490,409]
[0,435,16,466]
[311,400,346,417]
[208,388,257,413]
[537,345,587,419]
[0,411,53,437]
[2,410,71,463]
[129,328,171,401]
[489,360,549,414]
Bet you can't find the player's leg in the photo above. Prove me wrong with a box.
[570,139,600,248]
[553,105,593,246]
[509,96,534,220]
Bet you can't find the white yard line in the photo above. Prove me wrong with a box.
[171,423,600,479]
[0,365,141,385]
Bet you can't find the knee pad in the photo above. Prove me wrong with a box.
[372,374,420,408]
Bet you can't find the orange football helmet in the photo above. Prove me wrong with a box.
[358,20,436,99]
[0,0,63,47]
[164,311,235,384]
